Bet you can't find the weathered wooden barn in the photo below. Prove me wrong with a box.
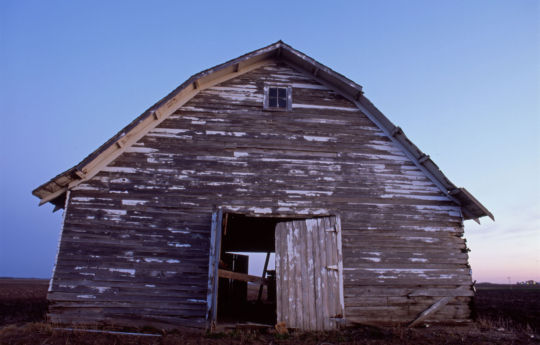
[33,41,493,331]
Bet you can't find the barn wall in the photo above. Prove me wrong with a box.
[48,61,472,329]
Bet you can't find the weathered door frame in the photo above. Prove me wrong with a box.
[206,209,223,329]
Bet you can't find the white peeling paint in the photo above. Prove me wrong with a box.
[108,268,135,276]
[102,166,138,173]
[104,209,127,216]
[59,284,76,288]
[295,118,349,125]
[166,259,180,263]
[167,228,189,234]
[147,157,172,164]
[145,284,156,288]
[289,169,306,175]
[72,197,95,202]
[73,185,98,191]
[147,128,189,138]
[409,258,428,263]
[169,186,185,190]
[404,237,438,243]
[152,128,189,134]
[232,171,255,176]
[168,242,191,248]
[296,208,329,215]
[125,146,158,153]
[362,257,381,262]
[156,168,175,173]
[285,190,333,196]
[144,258,163,263]
[206,130,247,137]
[110,178,130,183]
[93,287,110,293]
[248,207,272,214]
[278,201,296,207]
[134,185,160,190]
[77,295,96,299]
[234,151,249,157]
[122,199,147,206]
[303,135,334,142]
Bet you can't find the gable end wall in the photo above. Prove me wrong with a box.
[48,61,472,329]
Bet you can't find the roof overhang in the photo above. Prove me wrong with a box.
[32,41,494,222]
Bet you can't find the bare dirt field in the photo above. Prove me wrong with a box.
[0,278,538,344]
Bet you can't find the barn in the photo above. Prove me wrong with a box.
[33,41,493,331]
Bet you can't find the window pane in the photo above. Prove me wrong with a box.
[267,87,288,109]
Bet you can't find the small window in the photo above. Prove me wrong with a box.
[264,86,292,111]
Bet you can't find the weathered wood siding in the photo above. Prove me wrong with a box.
[48,61,472,329]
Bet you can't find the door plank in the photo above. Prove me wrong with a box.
[310,218,324,331]
[335,216,345,318]
[306,220,317,331]
[318,218,331,330]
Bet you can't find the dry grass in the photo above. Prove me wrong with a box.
[1,322,538,345]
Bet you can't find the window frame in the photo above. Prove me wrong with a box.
[263,85,292,111]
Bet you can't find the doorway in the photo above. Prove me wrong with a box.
[218,213,286,325]
[206,211,344,330]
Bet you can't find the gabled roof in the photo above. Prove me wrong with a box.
[32,41,494,222]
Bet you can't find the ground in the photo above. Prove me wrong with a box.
[0,279,538,344]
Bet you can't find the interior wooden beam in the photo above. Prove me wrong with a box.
[218,269,268,286]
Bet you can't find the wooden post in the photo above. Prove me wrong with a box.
[206,209,223,329]
[257,252,271,302]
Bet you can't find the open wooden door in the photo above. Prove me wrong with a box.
[275,216,344,331]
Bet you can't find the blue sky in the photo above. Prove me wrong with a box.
[1,1,538,283]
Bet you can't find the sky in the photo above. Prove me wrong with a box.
[0,1,538,284]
